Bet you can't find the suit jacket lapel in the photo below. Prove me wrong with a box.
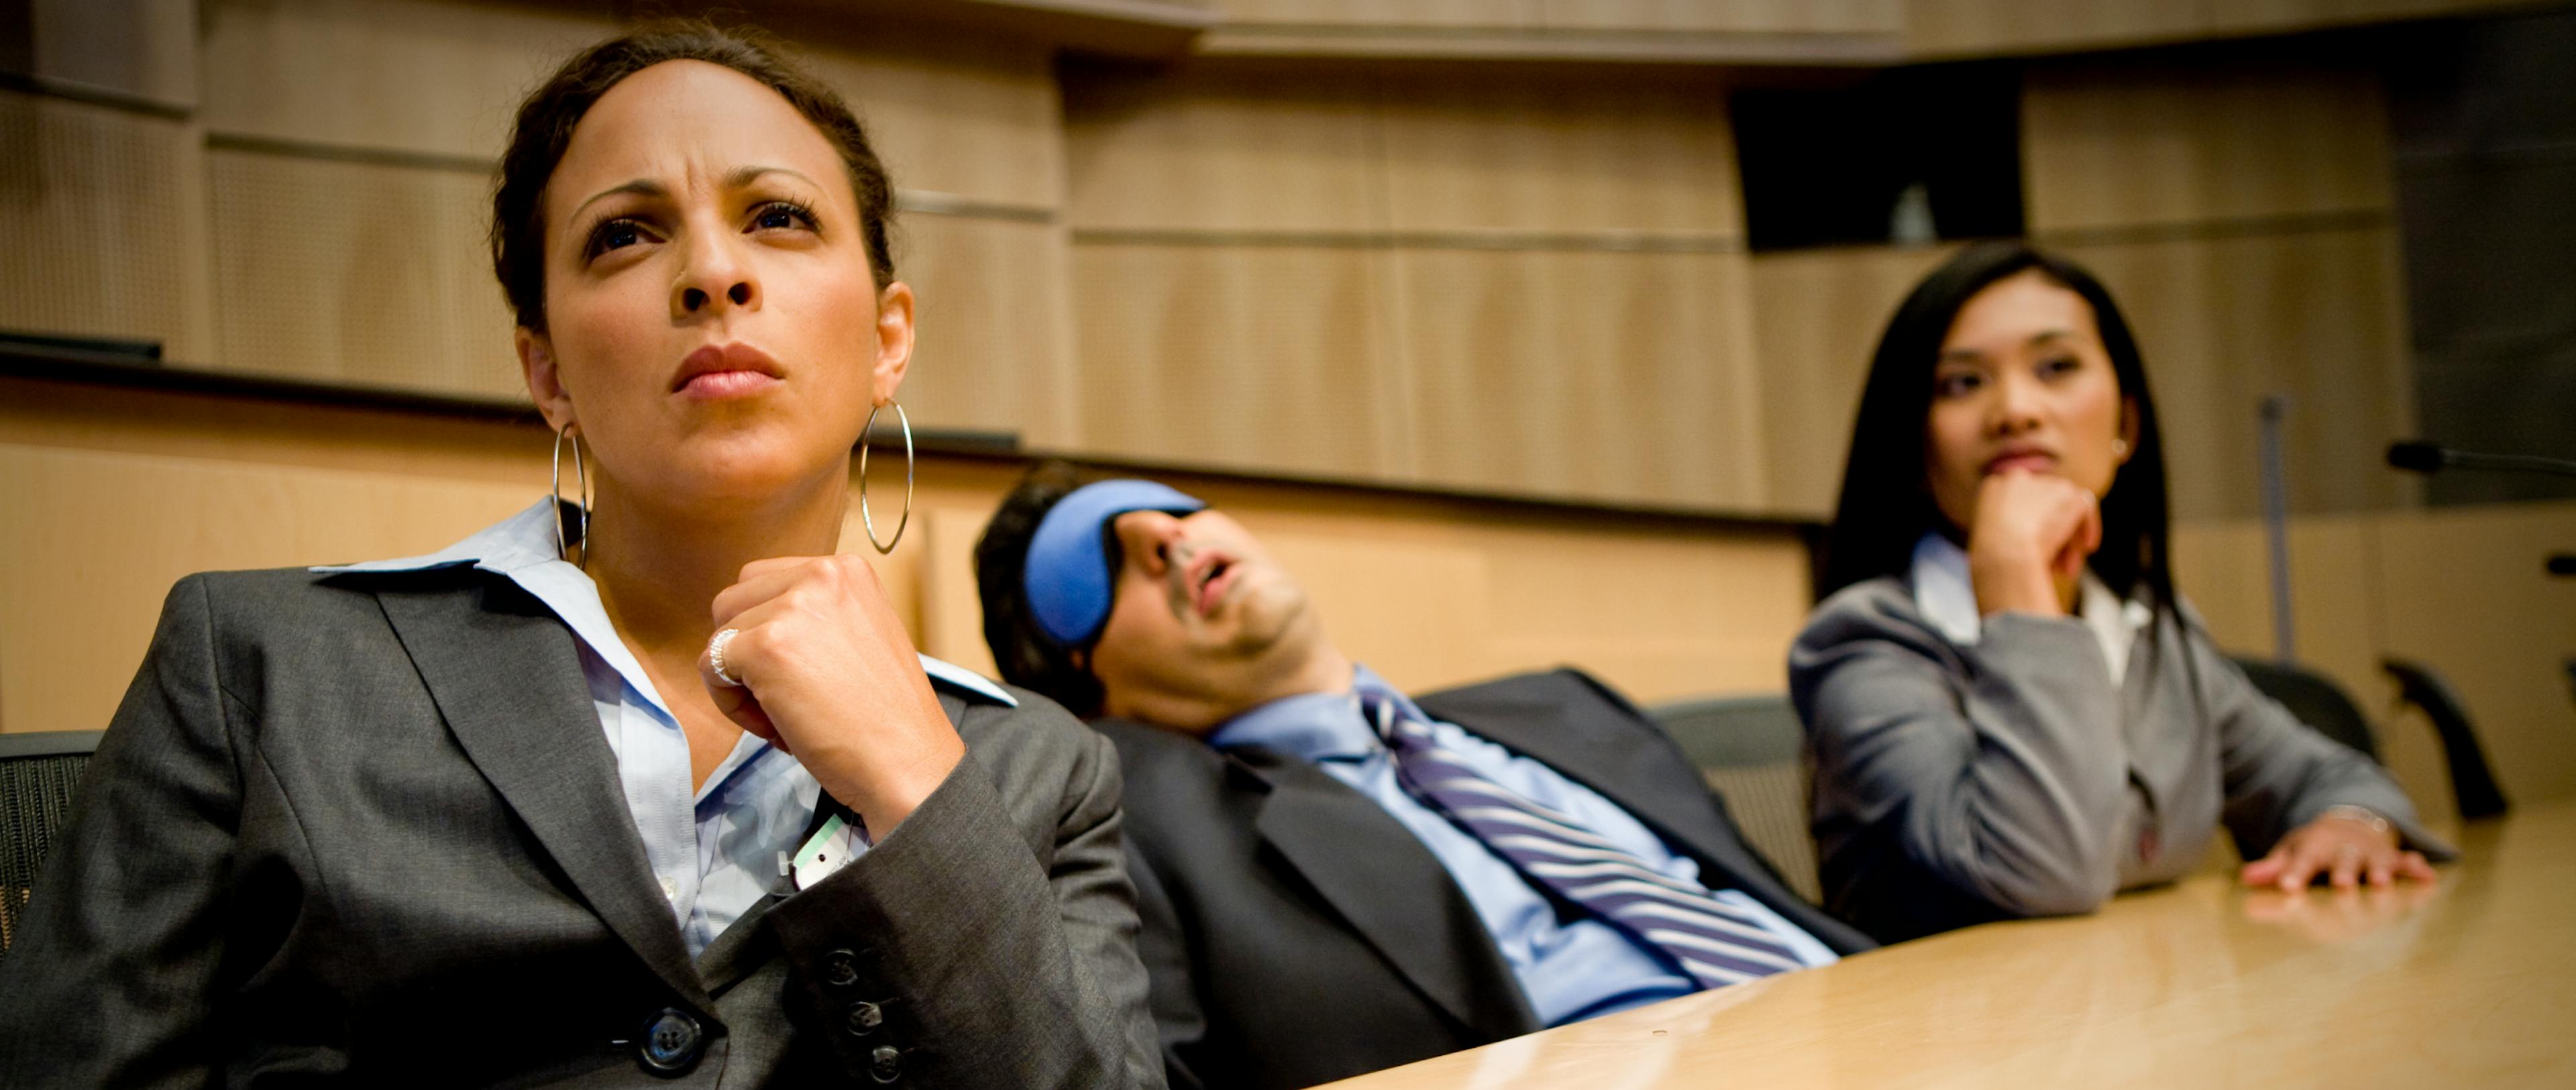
[371,572,711,1010]
[1236,748,1538,1042]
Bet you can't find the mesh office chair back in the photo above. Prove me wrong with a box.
[1,730,103,962]
[1650,696,1823,904]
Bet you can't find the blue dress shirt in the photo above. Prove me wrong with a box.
[315,500,1015,958]
[1208,665,1836,1026]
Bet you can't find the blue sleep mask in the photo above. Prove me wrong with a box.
[1025,480,1207,647]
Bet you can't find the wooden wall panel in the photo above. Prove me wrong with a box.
[1746,244,1963,519]
[2060,225,2415,520]
[205,149,525,400]
[0,90,217,362]
[1536,0,1903,34]
[1062,60,1770,512]
[1062,66,1383,232]
[2174,501,2576,813]
[2370,502,2576,807]
[2,377,1817,735]
[201,0,614,158]
[1066,243,1409,479]
[22,0,199,107]
[1210,0,1539,29]
[894,215,1079,447]
[1906,0,2214,57]
[780,24,1067,209]
[1373,68,1741,235]
[2023,56,2395,234]
[2212,0,2548,35]
[1396,248,1766,508]
[0,443,539,735]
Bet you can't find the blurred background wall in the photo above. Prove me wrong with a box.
[3,0,2572,820]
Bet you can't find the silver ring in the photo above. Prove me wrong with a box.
[708,627,745,688]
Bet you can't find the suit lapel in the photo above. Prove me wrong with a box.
[372,572,711,1009]
[1237,748,1538,1042]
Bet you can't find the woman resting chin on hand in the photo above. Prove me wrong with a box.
[0,22,1160,1088]
[1788,242,2450,945]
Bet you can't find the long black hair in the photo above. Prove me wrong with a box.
[1817,241,2174,612]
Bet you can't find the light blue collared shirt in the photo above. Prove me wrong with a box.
[1208,665,1836,1026]
[315,500,1015,958]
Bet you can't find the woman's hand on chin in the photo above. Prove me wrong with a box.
[697,554,966,835]
[1967,470,2102,618]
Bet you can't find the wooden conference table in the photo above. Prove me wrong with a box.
[1322,801,2576,1089]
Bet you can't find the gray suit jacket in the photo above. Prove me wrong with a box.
[0,566,1162,1088]
[1790,577,2451,944]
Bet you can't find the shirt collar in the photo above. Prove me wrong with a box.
[1908,531,2149,647]
[314,499,675,718]
[312,499,1017,712]
[1207,663,1411,762]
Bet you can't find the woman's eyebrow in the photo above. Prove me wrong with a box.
[570,179,665,222]
[727,164,821,190]
[566,166,816,223]
[2025,329,2078,347]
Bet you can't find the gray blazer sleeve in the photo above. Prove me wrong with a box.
[1792,588,2132,923]
[2187,618,2456,862]
[0,577,236,1089]
[767,703,1165,1089]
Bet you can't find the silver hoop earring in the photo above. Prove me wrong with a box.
[551,425,590,568]
[857,400,913,555]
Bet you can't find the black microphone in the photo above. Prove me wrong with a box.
[2385,440,2576,479]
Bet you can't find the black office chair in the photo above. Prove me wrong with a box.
[1,730,103,961]
[2381,659,2510,820]
[1650,696,1822,904]
[2229,657,2379,761]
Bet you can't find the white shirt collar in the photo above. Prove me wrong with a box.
[1909,532,2153,686]
[313,499,1015,708]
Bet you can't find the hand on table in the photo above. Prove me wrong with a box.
[2239,812,2438,891]
[1967,470,2103,618]
[698,555,965,835]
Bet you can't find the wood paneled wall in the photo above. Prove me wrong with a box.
[1061,62,1768,510]
[2175,503,2576,816]
[0,375,1813,738]
[1907,0,2557,58]
[1748,52,2423,523]
[7,0,1088,447]
[0,0,2478,520]
[2027,53,2418,522]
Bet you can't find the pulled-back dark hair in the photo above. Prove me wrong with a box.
[1817,241,2175,611]
[490,20,898,333]
[975,461,1116,717]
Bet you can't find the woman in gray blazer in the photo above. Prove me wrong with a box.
[0,23,1158,1087]
[1790,242,2449,944]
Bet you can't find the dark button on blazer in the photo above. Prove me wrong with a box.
[0,567,1162,1088]
[1096,669,1873,1090]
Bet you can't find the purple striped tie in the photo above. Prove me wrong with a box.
[1363,691,1804,988]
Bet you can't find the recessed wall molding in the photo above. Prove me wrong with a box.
[1071,225,1744,253]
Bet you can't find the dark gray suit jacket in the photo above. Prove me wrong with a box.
[1097,669,1875,1090]
[0,567,1161,1088]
